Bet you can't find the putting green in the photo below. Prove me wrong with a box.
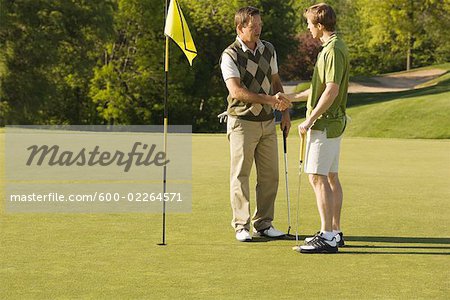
[1,133,449,299]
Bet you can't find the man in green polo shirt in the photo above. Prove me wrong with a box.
[285,3,349,253]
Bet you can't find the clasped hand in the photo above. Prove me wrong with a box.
[273,92,292,111]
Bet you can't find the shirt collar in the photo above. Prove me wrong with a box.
[236,36,264,55]
[321,33,337,48]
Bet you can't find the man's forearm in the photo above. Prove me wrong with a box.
[226,76,290,110]
[307,86,338,123]
[285,88,310,102]
[232,87,274,105]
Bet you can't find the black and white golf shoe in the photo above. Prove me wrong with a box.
[335,232,345,247]
[304,231,321,244]
[305,231,345,247]
[299,235,338,254]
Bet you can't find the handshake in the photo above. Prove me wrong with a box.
[272,92,292,111]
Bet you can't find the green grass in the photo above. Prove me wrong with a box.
[1,64,450,298]
[1,133,449,299]
[344,79,450,138]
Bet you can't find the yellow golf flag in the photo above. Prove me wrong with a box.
[164,0,197,66]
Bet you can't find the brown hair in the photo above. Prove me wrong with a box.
[304,3,336,32]
[235,6,260,28]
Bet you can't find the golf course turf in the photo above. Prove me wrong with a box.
[1,132,449,298]
[1,66,449,298]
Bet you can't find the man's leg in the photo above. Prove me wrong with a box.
[309,174,333,233]
[229,118,259,232]
[328,172,343,231]
[299,130,339,253]
[299,173,338,253]
[252,119,279,232]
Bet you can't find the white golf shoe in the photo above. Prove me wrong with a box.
[235,229,252,242]
[253,226,285,238]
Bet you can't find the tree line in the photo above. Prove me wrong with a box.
[0,0,448,131]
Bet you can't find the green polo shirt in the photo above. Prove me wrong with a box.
[307,34,349,138]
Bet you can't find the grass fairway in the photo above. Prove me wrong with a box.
[1,132,449,299]
[344,77,450,139]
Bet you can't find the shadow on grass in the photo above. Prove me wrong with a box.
[339,251,449,255]
[249,234,304,243]
[340,236,450,255]
[345,236,450,244]
[347,76,450,109]
[345,245,450,250]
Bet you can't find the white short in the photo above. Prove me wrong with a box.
[304,129,342,176]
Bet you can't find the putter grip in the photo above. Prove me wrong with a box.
[283,127,287,153]
[299,132,306,162]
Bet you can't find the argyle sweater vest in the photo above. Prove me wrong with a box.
[222,39,275,121]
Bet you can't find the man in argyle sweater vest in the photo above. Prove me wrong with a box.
[220,6,291,242]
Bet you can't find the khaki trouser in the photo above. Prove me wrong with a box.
[227,116,279,232]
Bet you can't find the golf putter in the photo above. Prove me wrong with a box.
[282,127,291,235]
[292,132,306,251]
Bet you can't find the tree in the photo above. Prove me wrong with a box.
[357,0,450,72]
[0,0,115,125]
[90,0,166,125]
[90,0,298,131]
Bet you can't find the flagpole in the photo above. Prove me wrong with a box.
[160,0,196,245]
[159,0,170,246]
